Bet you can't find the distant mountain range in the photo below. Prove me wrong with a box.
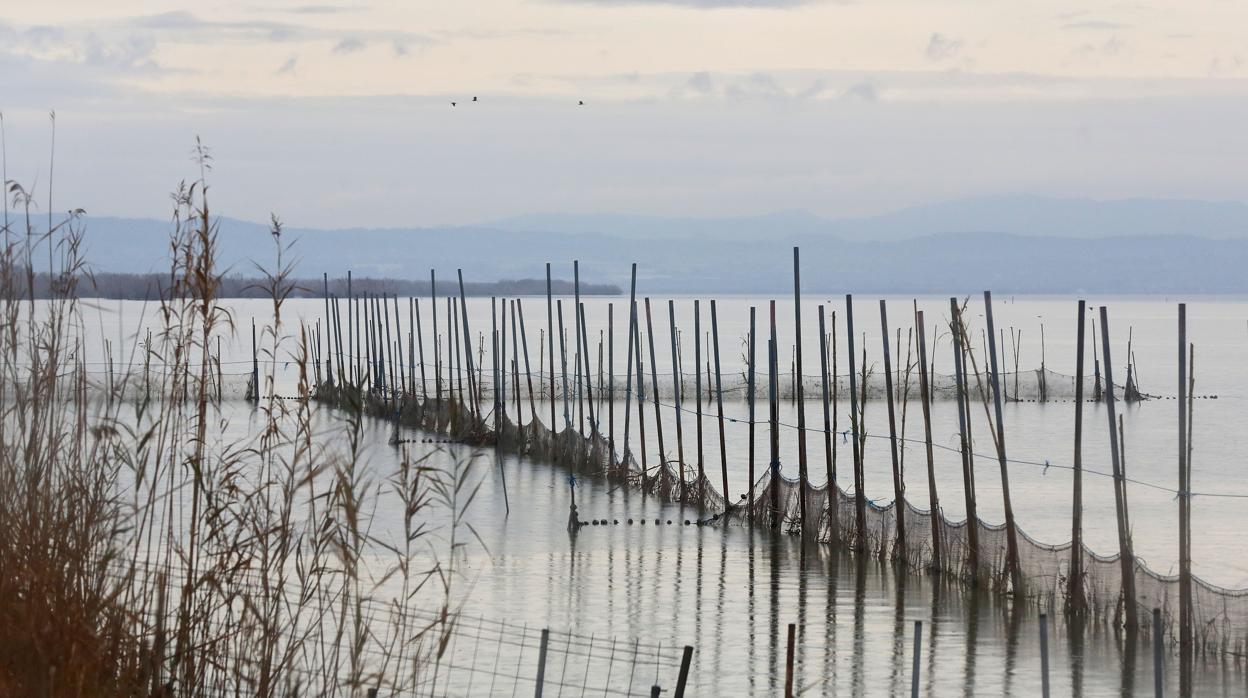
[66,195,1248,294]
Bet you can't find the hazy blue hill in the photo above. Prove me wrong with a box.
[69,196,1248,294]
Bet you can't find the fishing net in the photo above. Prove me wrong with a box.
[318,383,1243,657]
[415,366,1152,403]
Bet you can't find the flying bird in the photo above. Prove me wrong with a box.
[473,96,478,102]
[578,100,584,106]
[451,101,457,106]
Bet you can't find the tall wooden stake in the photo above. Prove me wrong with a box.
[644,298,667,465]
[546,263,557,431]
[621,264,638,468]
[711,299,729,507]
[517,299,537,423]
[1098,305,1137,630]
[846,295,866,551]
[915,309,940,571]
[1069,300,1087,612]
[984,291,1022,594]
[879,299,906,557]
[819,305,836,541]
[768,301,780,525]
[792,248,809,534]
[747,305,757,519]
[1178,304,1193,687]
[950,299,979,583]
[694,300,705,486]
[668,300,687,498]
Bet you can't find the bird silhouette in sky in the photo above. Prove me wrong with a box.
[451,101,457,106]
[473,96,478,102]
[578,100,584,106]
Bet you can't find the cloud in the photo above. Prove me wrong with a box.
[289,4,367,13]
[83,33,158,70]
[1062,20,1130,31]
[725,72,786,100]
[332,37,365,53]
[841,81,877,101]
[925,33,963,62]
[561,0,821,7]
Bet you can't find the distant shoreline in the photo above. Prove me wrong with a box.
[33,271,622,300]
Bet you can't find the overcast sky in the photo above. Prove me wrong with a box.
[2,0,1247,228]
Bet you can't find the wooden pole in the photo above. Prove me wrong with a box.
[574,261,584,434]
[768,301,780,526]
[674,645,694,698]
[879,299,906,557]
[792,248,809,534]
[622,265,638,468]
[518,299,537,425]
[644,298,667,467]
[915,309,941,571]
[557,300,571,431]
[983,291,1023,594]
[1069,300,1087,612]
[547,263,557,431]
[819,305,836,540]
[579,302,596,434]
[846,295,866,551]
[347,270,354,384]
[500,297,508,423]
[694,300,705,487]
[608,302,615,460]
[250,317,259,402]
[633,297,649,477]
[1098,305,1137,630]
[747,306,757,519]
[491,297,501,432]
[452,297,463,407]
[1153,607,1165,698]
[950,299,979,583]
[415,298,427,401]
[668,300,687,499]
[711,299,729,507]
[1178,304,1192,686]
[431,271,440,411]
[512,301,523,422]
[322,273,332,385]
[457,270,478,417]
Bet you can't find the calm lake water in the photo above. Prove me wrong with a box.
[72,294,1248,695]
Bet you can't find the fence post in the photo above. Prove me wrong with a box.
[1039,613,1050,698]
[784,623,796,698]
[674,645,694,698]
[534,628,549,698]
[1153,607,1164,697]
[650,686,661,697]
[911,620,922,698]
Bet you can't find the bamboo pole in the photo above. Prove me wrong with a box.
[846,295,866,551]
[499,297,508,424]
[322,273,332,386]
[711,299,729,508]
[879,300,906,557]
[574,261,584,434]
[984,291,1023,594]
[792,248,809,534]
[1068,300,1087,612]
[915,309,941,571]
[347,271,354,384]
[1098,305,1137,630]
[950,299,979,583]
[668,300,687,498]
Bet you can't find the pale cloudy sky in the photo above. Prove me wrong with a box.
[2,0,1247,227]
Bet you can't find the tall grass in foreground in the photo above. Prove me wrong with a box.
[0,149,475,696]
